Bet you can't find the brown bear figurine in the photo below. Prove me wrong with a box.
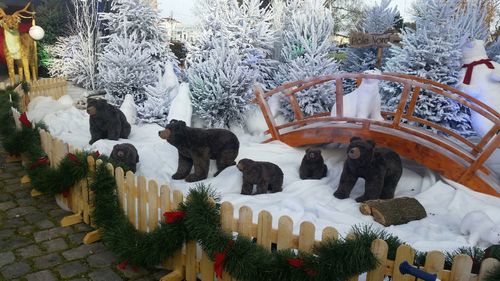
[237,158,283,195]
[158,120,239,182]
[334,137,402,202]
[299,148,327,180]
[87,98,131,144]
[110,143,139,173]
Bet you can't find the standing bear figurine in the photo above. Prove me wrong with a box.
[237,158,283,195]
[158,120,239,182]
[330,69,384,121]
[334,137,402,202]
[87,98,131,144]
[299,148,328,180]
[458,39,500,137]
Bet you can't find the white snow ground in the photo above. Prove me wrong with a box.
[26,94,500,253]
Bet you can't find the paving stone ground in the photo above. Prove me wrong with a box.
[0,146,170,281]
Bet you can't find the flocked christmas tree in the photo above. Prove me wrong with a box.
[382,0,488,136]
[187,40,254,128]
[275,0,338,119]
[187,0,278,127]
[98,0,178,125]
[342,0,400,73]
[487,36,500,62]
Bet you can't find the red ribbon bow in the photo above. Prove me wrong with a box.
[67,153,80,165]
[29,156,49,170]
[162,211,186,224]
[287,258,318,276]
[462,58,494,85]
[214,240,235,278]
[19,112,32,128]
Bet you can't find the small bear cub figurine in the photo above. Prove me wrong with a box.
[460,210,500,246]
[237,158,283,195]
[334,137,402,202]
[110,143,140,173]
[299,148,327,180]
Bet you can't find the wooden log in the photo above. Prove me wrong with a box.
[360,197,426,227]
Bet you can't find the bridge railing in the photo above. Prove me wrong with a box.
[253,72,499,196]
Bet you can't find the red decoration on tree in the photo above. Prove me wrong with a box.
[62,189,70,198]
[287,258,304,268]
[67,153,80,165]
[214,240,235,278]
[19,112,32,128]
[462,59,494,85]
[94,150,101,158]
[29,156,49,170]
[162,211,186,224]
[117,260,129,270]
[287,258,318,276]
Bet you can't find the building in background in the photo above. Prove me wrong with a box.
[161,16,199,43]
[143,0,157,10]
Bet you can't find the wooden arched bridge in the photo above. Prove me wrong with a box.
[253,72,500,197]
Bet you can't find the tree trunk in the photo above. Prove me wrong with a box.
[359,197,427,226]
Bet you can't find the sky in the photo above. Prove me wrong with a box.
[158,0,416,26]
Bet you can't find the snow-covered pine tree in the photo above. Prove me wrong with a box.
[186,0,229,65]
[139,62,179,126]
[342,0,400,73]
[97,32,155,106]
[46,0,101,90]
[187,0,278,127]
[98,0,178,125]
[275,0,338,119]
[487,36,500,62]
[187,40,254,128]
[224,0,278,90]
[383,0,488,136]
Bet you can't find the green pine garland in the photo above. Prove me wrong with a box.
[180,185,378,281]
[1,87,499,278]
[90,164,187,267]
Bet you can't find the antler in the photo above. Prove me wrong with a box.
[13,2,36,19]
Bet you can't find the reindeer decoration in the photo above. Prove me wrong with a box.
[0,3,37,85]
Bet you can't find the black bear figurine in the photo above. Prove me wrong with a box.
[110,143,140,173]
[299,148,327,180]
[87,98,131,144]
[158,119,239,182]
[334,137,402,202]
[237,158,283,195]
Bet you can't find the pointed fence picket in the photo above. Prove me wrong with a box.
[27,107,500,281]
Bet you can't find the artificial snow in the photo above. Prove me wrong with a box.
[120,94,137,125]
[167,83,192,126]
[28,96,500,252]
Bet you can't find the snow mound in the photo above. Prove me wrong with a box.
[120,94,137,125]
[167,83,192,126]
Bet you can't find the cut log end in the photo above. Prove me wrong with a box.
[359,197,427,227]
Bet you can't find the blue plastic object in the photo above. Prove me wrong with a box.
[399,261,438,281]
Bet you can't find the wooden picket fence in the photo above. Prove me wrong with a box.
[31,127,500,281]
[27,77,67,100]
